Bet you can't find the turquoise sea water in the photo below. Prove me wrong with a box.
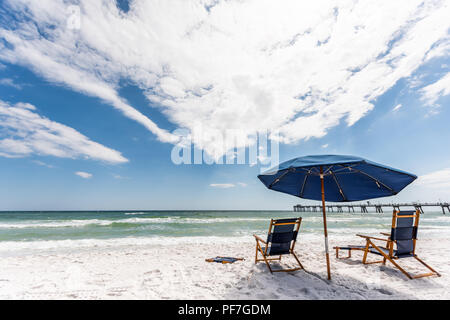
[0,210,448,245]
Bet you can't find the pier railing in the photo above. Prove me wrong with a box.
[293,202,450,214]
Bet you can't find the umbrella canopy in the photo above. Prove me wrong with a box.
[257,154,417,280]
[258,155,417,201]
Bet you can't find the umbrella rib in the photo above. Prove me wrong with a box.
[299,167,320,176]
[338,165,395,194]
[331,171,347,201]
[299,170,310,197]
[323,165,334,175]
[268,168,292,189]
[333,164,358,173]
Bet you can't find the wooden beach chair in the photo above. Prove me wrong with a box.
[334,209,440,279]
[253,217,304,273]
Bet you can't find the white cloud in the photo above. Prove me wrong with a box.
[75,171,92,179]
[392,104,402,112]
[1,0,449,156]
[416,168,450,189]
[112,174,129,179]
[32,160,54,168]
[210,183,235,188]
[0,78,22,90]
[425,37,450,62]
[321,143,329,148]
[420,72,450,107]
[210,182,247,188]
[0,100,128,163]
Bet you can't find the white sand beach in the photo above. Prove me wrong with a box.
[2,0,450,303]
[0,234,448,300]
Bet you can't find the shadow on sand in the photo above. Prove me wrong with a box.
[223,253,444,300]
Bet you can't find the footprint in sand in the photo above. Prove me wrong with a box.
[144,269,161,276]
[255,293,267,299]
[31,284,45,289]
[107,292,122,297]
[376,288,392,295]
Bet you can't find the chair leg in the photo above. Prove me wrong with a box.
[414,256,441,277]
[369,241,413,280]
[255,241,273,273]
[362,240,370,264]
[255,244,304,274]
[383,241,389,265]
[291,252,304,270]
[261,253,273,273]
[361,242,438,280]
[360,240,388,265]
[334,247,353,259]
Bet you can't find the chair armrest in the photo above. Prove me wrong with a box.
[253,234,267,244]
[380,232,391,237]
[356,234,391,242]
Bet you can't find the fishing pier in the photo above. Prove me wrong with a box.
[293,202,450,214]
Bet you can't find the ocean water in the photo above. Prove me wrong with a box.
[0,210,448,256]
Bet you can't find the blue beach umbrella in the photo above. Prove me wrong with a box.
[257,154,417,280]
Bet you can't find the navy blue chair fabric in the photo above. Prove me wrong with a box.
[265,218,298,256]
[391,211,417,258]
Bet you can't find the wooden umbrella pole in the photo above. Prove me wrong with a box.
[320,166,332,280]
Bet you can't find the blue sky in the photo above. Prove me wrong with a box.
[0,0,449,210]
